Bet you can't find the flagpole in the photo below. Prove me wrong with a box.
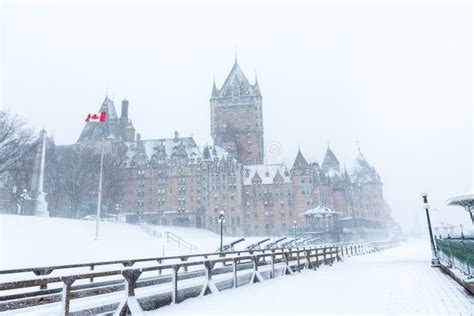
[95,134,105,240]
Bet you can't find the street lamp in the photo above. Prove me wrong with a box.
[15,188,30,215]
[293,220,297,239]
[421,192,440,267]
[218,210,225,253]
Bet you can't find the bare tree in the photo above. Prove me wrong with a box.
[0,111,33,175]
[46,142,126,219]
[47,145,98,218]
[101,153,126,219]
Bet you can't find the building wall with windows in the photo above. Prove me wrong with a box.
[52,58,395,236]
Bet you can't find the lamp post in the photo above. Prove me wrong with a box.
[219,210,225,253]
[421,193,440,267]
[293,220,297,239]
[15,187,30,215]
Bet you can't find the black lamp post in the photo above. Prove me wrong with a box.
[421,193,440,267]
[219,210,225,253]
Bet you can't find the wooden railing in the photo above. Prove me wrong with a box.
[0,240,399,315]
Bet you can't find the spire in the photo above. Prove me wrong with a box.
[291,148,310,170]
[203,145,211,160]
[77,96,120,143]
[322,146,340,172]
[215,60,251,98]
[211,75,219,97]
[234,44,238,63]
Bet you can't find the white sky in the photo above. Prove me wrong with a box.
[1,0,472,233]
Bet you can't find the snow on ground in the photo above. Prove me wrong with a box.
[0,214,260,271]
[160,239,474,315]
[2,215,473,314]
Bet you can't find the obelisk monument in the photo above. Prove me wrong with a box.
[30,129,49,217]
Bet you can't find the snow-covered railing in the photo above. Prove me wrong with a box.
[165,231,197,251]
[0,240,400,315]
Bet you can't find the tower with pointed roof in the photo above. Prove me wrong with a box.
[77,96,136,143]
[321,145,340,173]
[210,58,264,164]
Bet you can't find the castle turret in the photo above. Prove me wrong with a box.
[210,58,264,164]
[77,96,120,142]
[119,99,135,142]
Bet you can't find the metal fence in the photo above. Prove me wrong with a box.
[0,240,399,315]
[436,237,474,278]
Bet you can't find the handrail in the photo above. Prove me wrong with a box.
[436,237,473,278]
[0,240,384,278]
[165,231,197,251]
[0,240,400,315]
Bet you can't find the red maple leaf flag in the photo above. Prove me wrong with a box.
[85,112,106,123]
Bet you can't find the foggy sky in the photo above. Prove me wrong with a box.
[2,0,472,233]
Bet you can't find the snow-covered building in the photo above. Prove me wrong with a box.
[41,57,393,237]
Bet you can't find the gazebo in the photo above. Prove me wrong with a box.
[446,192,474,224]
[301,205,342,230]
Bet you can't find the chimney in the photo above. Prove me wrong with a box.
[121,99,129,118]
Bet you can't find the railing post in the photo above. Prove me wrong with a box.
[118,269,143,315]
[157,259,163,275]
[271,253,276,278]
[171,265,179,304]
[33,268,53,290]
[201,260,219,296]
[306,249,312,269]
[315,248,320,268]
[233,258,238,288]
[283,251,294,275]
[90,265,95,283]
[181,257,188,272]
[60,276,77,316]
[251,255,264,283]
[296,248,301,272]
[461,238,472,277]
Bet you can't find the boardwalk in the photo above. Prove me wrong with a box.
[161,239,474,314]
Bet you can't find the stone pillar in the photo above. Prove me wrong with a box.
[31,129,49,217]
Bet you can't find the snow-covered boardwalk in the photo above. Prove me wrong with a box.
[161,240,474,315]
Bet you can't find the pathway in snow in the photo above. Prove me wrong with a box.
[160,239,474,314]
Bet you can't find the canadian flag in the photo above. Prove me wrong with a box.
[85,112,106,123]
